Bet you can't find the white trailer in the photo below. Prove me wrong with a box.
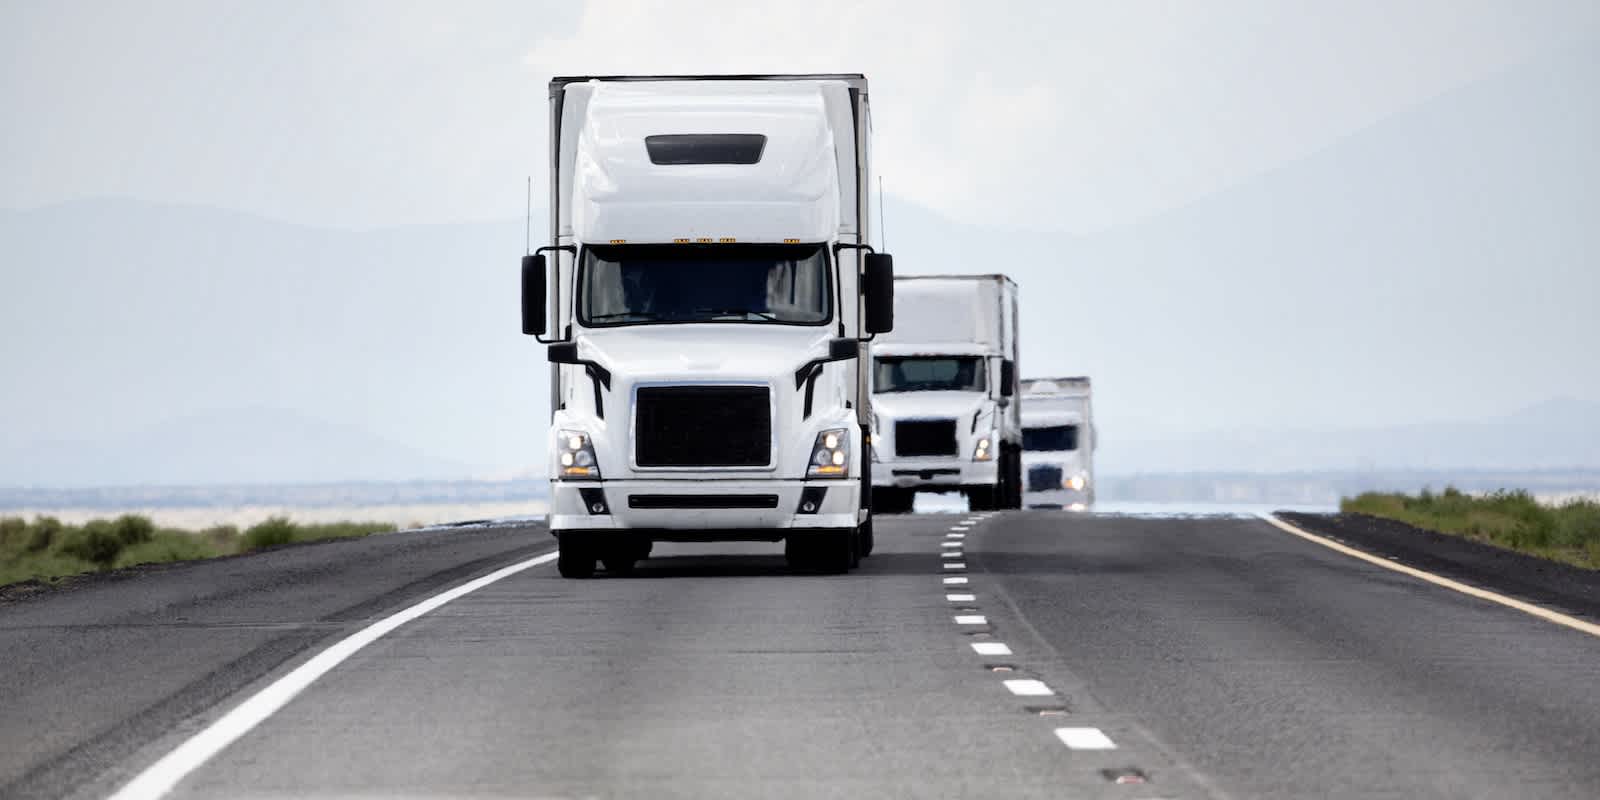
[869,275,1022,512]
[521,75,896,578]
[1020,377,1096,508]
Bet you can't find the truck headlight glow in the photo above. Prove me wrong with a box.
[1065,474,1087,491]
[808,428,850,478]
[972,436,994,462]
[557,429,600,479]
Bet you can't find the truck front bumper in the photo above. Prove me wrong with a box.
[550,479,861,537]
[872,458,998,491]
[1022,487,1093,509]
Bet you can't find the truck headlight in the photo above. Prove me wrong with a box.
[557,429,600,479]
[972,435,994,462]
[808,428,850,478]
[1064,474,1087,491]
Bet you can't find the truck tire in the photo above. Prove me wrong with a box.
[785,530,853,574]
[556,532,597,579]
[967,486,996,511]
[875,488,914,514]
[1005,447,1024,509]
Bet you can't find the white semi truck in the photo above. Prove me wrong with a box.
[869,275,1022,512]
[521,74,895,578]
[1020,376,1096,508]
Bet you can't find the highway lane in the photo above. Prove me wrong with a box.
[0,522,552,800]
[4,510,1597,798]
[151,512,1213,799]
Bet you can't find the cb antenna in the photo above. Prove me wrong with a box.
[878,175,888,250]
[524,176,532,255]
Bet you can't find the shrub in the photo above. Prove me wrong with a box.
[242,517,298,550]
[0,517,26,547]
[26,516,63,552]
[58,522,125,567]
[200,524,242,552]
[111,514,155,546]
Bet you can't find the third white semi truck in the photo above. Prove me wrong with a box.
[1020,376,1096,508]
[869,275,1022,512]
[522,74,894,577]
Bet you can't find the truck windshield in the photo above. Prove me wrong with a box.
[1024,425,1079,451]
[874,357,986,393]
[579,244,831,327]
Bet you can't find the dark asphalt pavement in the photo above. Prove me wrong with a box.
[2,511,1597,799]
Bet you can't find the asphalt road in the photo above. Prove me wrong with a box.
[3,511,1598,799]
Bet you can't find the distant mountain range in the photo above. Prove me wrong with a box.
[1098,397,1600,474]
[1,407,471,486]
[2,42,1596,487]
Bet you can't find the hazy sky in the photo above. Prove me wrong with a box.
[3,1,1598,482]
[4,1,1596,233]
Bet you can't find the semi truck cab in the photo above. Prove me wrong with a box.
[1020,377,1096,509]
[522,75,893,578]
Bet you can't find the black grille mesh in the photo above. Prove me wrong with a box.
[894,419,958,457]
[635,386,770,467]
[1027,465,1063,492]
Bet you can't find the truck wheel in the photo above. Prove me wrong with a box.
[556,532,597,579]
[786,531,853,574]
[1006,448,1024,509]
[601,556,637,575]
[875,488,913,514]
[967,486,996,511]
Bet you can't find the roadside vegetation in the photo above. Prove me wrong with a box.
[1342,488,1600,569]
[0,515,396,589]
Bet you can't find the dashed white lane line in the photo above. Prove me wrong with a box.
[943,576,969,585]
[942,551,963,559]
[944,562,966,570]
[1003,679,1055,696]
[1055,727,1117,750]
[946,532,966,539]
[954,615,988,625]
[946,593,976,602]
[972,642,1013,656]
[106,549,560,800]
[941,541,962,548]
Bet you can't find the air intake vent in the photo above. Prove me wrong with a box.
[895,419,958,457]
[645,134,767,165]
[636,386,771,467]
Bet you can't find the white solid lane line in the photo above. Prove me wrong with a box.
[972,642,1013,656]
[954,615,988,625]
[1055,727,1117,750]
[1003,679,1055,696]
[1259,513,1600,639]
[107,549,561,800]
[946,593,976,602]
[943,576,969,585]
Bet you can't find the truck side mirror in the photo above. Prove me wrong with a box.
[521,254,546,336]
[864,253,894,335]
[1000,359,1015,397]
[547,341,579,364]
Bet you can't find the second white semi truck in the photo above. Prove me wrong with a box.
[1020,376,1096,508]
[521,74,895,578]
[869,275,1022,512]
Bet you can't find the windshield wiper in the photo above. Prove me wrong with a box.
[588,311,664,322]
[691,307,779,321]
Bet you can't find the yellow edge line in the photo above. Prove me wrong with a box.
[1257,512,1600,639]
